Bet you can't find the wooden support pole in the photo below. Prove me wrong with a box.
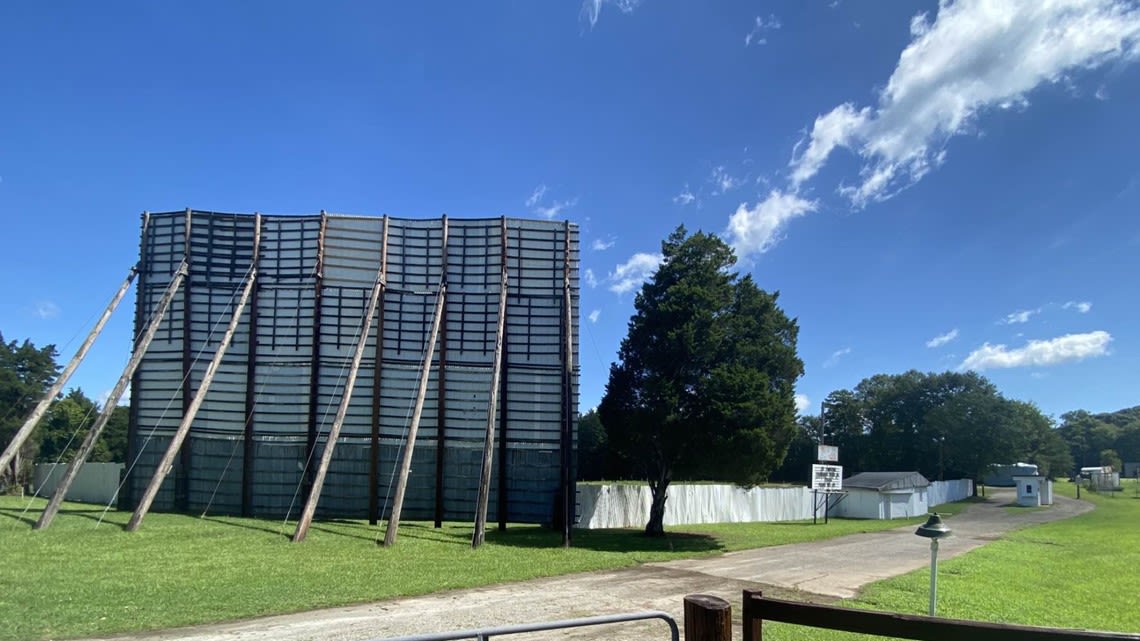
[122,212,151,509]
[0,265,138,474]
[303,213,328,508]
[381,284,446,547]
[684,594,732,641]
[559,221,574,547]
[127,267,258,531]
[368,217,389,526]
[497,219,510,532]
[36,262,188,530]
[471,223,509,548]
[434,216,449,529]
[177,209,194,511]
[293,259,387,543]
[241,214,262,517]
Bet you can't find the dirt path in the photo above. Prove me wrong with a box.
[105,490,1090,641]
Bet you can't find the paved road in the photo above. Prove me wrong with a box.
[107,490,1090,641]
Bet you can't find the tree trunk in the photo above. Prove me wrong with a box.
[645,479,669,536]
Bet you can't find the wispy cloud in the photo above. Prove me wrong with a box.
[588,309,601,323]
[33,300,60,319]
[745,14,782,47]
[584,268,598,288]
[1063,300,1093,314]
[726,190,817,257]
[1001,308,1041,324]
[608,252,663,294]
[926,328,959,348]
[959,331,1112,371]
[794,393,811,415]
[525,184,577,219]
[788,0,1140,207]
[525,185,547,208]
[710,166,743,195]
[581,0,642,29]
[674,185,697,206]
[591,237,615,251]
[823,347,852,368]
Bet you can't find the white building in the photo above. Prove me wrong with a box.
[831,471,930,520]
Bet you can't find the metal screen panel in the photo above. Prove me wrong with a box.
[127,211,577,524]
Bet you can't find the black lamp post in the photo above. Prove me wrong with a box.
[915,513,952,616]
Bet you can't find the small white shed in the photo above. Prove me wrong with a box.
[1013,474,1052,507]
[832,471,930,520]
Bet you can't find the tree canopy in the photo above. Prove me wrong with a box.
[1,331,130,488]
[781,370,1073,483]
[599,226,803,535]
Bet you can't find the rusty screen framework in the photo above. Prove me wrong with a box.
[121,210,579,525]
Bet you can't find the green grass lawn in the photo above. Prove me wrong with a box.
[0,497,929,641]
[764,482,1140,640]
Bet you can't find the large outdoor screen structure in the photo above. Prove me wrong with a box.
[118,210,579,529]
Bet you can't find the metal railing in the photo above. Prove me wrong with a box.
[376,611,679,641]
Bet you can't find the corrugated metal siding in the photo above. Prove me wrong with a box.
[126,211,577,523]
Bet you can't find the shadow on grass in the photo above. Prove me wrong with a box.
[199,515,294,540]
[486,526,723,554]
[0,505,39,527]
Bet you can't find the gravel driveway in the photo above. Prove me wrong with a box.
[104,489,1090,641]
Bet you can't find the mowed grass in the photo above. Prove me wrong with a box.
[764,481,1140,640]
[0,497,930,641]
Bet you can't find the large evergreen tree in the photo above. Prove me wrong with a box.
[0,332,60,485]
[599,227,803,535]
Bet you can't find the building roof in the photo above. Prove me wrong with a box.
[843,471,930,491]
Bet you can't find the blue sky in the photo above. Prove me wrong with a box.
[1,0,1138,422]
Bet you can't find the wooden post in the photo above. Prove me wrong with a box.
[36,262,188,530]
[177,209,194,511]
[434,215,449,529]
[0,266,138,474]
[559,221,574,547]
[368,217,389,526]
[471,229,508,548]
[381,284,446,547]
[742,590,763,641]
[684,594,732,641]
[497,218,510,532]
[293,258,388,543]
[127,267,258,531]
[241,214,262,517]
[122,212,151,509]
[303,213,328,508]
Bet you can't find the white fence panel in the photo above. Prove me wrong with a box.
[33,462,124,505]
[576,483,814,529]
[928,479,973,507]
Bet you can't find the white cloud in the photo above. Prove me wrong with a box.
[591,238,615,251]
[823,347,852,368]
[959,330,1112,370]
[1063,300,1093,313]
[710,166,743,194]
[745,14,782,47]
[725,189,817,258]
[1002,308,1041,324]
[33,300,60,319]
[926,328,959,348]
[581,0,642,29]
[584,268,598,288]
[534,198,577,220]
[789,0,1140,207]
[608,252,662,294]
[588,309,601,323]
[525,185,547,208]
[674,186,697,205]
[794,393,811,415]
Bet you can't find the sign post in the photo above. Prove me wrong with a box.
[811,464,842,524]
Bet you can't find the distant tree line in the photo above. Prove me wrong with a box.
[0,332,128,489]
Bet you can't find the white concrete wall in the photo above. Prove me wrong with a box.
[576,483,814,529]
[33,462,123,505]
